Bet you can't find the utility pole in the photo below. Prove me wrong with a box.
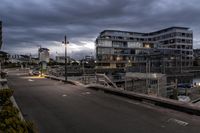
[63,35,69,82]
[146,57,149,94]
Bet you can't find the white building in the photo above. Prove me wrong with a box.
[8,54,30,63]
[38,48,49,63]
[55,56,77,64]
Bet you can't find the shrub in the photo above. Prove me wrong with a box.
[3,99,13,107]
[0,88,38,133]
[0,105,29,132]
[0,89,14,105]
[0,106,19,122]
[0,116,29,133]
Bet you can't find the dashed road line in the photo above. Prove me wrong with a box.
[82,91,91,95]
[167,118,189,126]
[28,79,34,82]
[62,94,67,97]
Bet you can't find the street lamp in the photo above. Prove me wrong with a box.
[62,35,69,82]
[82,60,88,76]
[82,60,88,84]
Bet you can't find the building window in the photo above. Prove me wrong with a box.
[97,40,112,47]
[182,33,186,36]
[181,39,186,43]
[112,41,127,47]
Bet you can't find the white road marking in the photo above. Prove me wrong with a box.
[124,99,140,105]
[161,125,165,128]
[28,79,34,82]
[82,92,91,95]
[17,73,27,76]
[85,92,91,94]
[167,118,189,126]
[62,94,67,97]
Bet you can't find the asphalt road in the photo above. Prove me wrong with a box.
[7,70,200,133]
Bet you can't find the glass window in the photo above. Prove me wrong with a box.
[97,40,112,47]
[127,42,142,48]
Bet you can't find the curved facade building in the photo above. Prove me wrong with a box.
[96,27,193,73]
[0,21,2,49]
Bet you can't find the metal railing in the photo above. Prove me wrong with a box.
[80,73,119,89]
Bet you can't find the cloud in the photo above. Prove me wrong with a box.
[1,0,200,58]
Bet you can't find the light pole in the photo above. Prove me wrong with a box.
[82,60,88,84]
[63,35,69,82]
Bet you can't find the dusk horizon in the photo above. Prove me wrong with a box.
[1,0,200,59]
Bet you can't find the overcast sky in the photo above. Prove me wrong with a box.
[1,0,200,59]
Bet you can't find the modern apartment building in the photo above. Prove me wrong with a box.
[0,21,2,49]
[95,27,193,73]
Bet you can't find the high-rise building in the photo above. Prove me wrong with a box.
[0,21,2,49]
[95,27,193,73]
[38,48,50,63]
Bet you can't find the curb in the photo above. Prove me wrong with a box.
[86,84,200,116]
[10,96,25,120]
[43,75,200,116]
[44,75,84,86]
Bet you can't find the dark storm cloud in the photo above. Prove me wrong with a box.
[1,0,200,57]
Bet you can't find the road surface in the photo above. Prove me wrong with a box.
[7,70,200,133]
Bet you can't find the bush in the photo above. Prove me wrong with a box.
[0,117,38,133]
[0,105,28,132]
[0,106,19,120]
[0,116,29,133]
[0,105,31,132]
[3,99,13,107]
[0,88,38,133]
[0,89,14,105]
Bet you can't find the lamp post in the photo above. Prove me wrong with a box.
[82,60,88,84]
[63,35,69,82]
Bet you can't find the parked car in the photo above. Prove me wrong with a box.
[29,68,40,76]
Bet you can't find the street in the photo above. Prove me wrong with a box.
[7,70,200,133]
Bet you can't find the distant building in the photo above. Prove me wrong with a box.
[193,49,200,57]
[193,49,200,66]
[38,48,49,63]
[0,21,2,49]
[8,54,30,63]
[55,56,65,63]
[55,56,75,64]
[96,27,193,73]
[82,55,95,68]
[84,55,94,60]
[30,57,39,64]
[38,48,49,73]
